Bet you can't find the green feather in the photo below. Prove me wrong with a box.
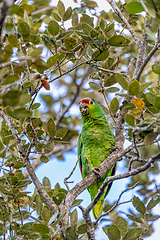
[78,98,116,219]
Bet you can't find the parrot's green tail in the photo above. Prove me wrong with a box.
[92,200,103,219]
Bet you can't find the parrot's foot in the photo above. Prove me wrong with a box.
[91,167,101,179]
[109,146,119,154]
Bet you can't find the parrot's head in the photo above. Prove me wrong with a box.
[79,98,105,119]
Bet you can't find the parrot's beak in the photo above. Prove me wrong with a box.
[79,102,89,115]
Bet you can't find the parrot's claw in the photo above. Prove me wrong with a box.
[91,167,101,179]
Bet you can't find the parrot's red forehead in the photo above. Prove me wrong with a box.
[79,99,89,105]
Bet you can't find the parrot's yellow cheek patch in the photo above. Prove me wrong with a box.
[81,107,89,115]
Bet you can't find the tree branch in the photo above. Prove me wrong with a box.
[132,19,148,80]
[0,0,15,45]
[94,181,140,225]
[106,0,140,45]
[0,108,58,213]
[79,206,96,240]
[135,27,160,81]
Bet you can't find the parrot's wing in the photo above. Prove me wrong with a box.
[77,133,83,175]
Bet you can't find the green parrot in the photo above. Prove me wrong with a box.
[78,97,116,219]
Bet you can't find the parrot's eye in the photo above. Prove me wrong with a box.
[90,100,94,105]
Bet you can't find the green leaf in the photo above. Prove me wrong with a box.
[103,224,121,240]
[88,81,100,91]
[18,22,30,40]
[11,108,32,120]
[77,224,88,234]
[100,19,105,30]
[44,142,54,153]
[72,10,78,27]
[52,12,61,21]
[56,128,68,139]
[30,34,41,44]
[145,92,156,105]
[82,23,98,36]
[31,103,41,110]
[115,73,128,90]
[110,97,119,114]
[152,64,160,74]
[140,82,152,92]
[14,162,24,169]
[1,127,11,145]
[127,214,142,223]
[71,199,83,208]
[147,197,160,210]
[41,207,50,224]
[144,132,157,145]
[19,92,31,106]
[144,26,155,43]
[3,90,21,107]
[129,80,140,96]
[63,7,72,21]
[48,21,59,36]
[31,118,43,128]
[40,155,49,163]
[125,1,144,14]
[0,140,6,158]
[66,226,77,239]
[125,114,135,127]
[47,54,59,67]
[154,96,160,110]
[108,35,130,46]
[2,74,19,85]
[104,75,117,87]
[105,87,120,93]
[92,50,109,61]
[132,196,146,214]
[123,228,142,240]
[32,223,49,234]
[47,118,56,137]
[80,14,94,27]
[70,209,77,229]
[116,217,128,237]
[35,197,43,215]
[56,30,73,40]
[43,177,51,192]
[64,37,77,50]
[51,212,66,228]
[101,105,109,115]
[57,0,65,17]
[92,38,104,44]
[23,81,33,88]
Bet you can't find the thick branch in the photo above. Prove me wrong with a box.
[135,27,160,81]
[132,19,148,80]
[0,108,58,213]
[0,0,15,45]
[79,206,95,240]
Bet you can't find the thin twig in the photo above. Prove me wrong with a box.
[94,181,140,226]
[55,66,93,125]
[64,155,80,191]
